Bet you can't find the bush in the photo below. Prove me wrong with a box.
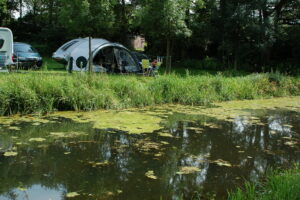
[178,57,222,70]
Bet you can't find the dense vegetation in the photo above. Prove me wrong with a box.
[229,166,300,200]
[1,0,299,73]
[0,72,299,115]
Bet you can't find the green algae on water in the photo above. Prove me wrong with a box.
[3,151,18,157]
[176,166,201,175]
[51,110,164,134]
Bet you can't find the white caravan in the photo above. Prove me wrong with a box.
[0,28,14,71]
[53,38,141,73]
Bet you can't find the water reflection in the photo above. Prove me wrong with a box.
[0,185,65,200]
[0,109,299,199]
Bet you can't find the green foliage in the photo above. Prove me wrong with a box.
[41,57,65,71]
[59,0,116,37]
[178,57,222,70]
[3,0,299,72]
[0,0,7,23]
[228,166,300,200]
[0,72,299,116]
[137,0,191,39]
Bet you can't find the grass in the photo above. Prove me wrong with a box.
[41,57,66,71]
[0,71,299,115]
[228,166,300,200]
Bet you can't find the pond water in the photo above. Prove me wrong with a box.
[0,97,300,200]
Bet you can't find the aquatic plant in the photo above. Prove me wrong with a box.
[0,72,299,115]
[228,166,300,200]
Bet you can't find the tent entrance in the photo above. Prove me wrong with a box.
[93,46,139,73]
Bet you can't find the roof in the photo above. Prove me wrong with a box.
[62,38,110,53]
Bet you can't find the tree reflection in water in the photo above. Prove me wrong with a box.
[0,109,299,200]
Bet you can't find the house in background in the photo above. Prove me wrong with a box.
[127,35,146,52]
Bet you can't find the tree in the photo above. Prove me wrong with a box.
[0,0,7,24]
[58,0,116,38]
[137,0,192,72]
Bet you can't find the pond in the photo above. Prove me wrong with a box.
[0,97,299,200]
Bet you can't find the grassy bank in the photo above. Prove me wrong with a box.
[228,166,300,200]
[0,72,299,115]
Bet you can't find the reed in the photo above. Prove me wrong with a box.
[228,166,300,200]
[0,72,299,115]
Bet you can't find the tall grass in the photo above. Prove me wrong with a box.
[0,72,299,115]
[228,166,300,200]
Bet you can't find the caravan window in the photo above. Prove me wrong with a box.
[0,39,4,49]
[61,41,78,51]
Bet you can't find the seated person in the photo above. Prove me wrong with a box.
[151,59,158,69]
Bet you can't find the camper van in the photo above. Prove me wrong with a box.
[0,28,14,71]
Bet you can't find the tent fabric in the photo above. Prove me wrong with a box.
[53,38,141,72]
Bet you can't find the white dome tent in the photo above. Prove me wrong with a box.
[53,38,141,73]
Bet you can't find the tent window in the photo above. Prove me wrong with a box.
[61,41,78,51]
[0,39,4,49]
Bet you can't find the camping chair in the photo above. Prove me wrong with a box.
[141,59,150,76]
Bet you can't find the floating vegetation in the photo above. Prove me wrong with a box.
[270,130,277,135]
[158,132,173,138]
[17,187,27,191]
[212,159,232,167]
[0,115,54,127]
[176,166,201,175]
[160,141,170,145]
[0,96,299,200]
[7,126,21,131]
[187,127,203,131]
[88,161,110,167]
[29,138,46,142]
[117,190,123,194]
[154,152,163,157]
[50,131,87,138]
[203,123,221,129]
[187,127,204,133]
[66,192,80,198]
[3,151,18,157]
[161,97,300,124]
[38,144,48,148]
[134,138,162,153]
[51,111,163,134]
[145,170,157,179]
[283,124,293,128]
[284,141,298,148]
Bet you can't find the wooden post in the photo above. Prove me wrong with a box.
[88,36,92,73]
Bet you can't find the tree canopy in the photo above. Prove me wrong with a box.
[1,0,299,72]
